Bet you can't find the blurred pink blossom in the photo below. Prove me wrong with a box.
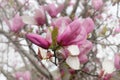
[92,0,103,10]
[51,16,72,28]
[15,71,31,80]
[114,27,120,33]
[114,54,120,70]
[45,3,64,17]
[22,6,46,26]
[82,17,95,34]
[5,14,25,33]
[78,40,93,63]
[34,6,46,26]
[79,54,88,64]
[103,73,112,80]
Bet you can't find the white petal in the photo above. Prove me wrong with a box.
[21,15,36,24]
[67,45,80,56]
[66,56,80,70]
[39,48,47,58]
[102,59,115,73]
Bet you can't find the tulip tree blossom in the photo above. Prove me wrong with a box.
[1,0,120,80]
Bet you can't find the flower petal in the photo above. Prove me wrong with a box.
[21,15,36,25]
[67,45,80,56]
[66,56,80,70]
[102,59,115,74]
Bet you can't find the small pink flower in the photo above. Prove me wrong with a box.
[45,3,64,17]
[34,6,46,26]
[4,14,25,33]
[92,0,103,10]
[82,17,95,34]
[114,54,120,70]
[26,31,52,49]
[15,71,31,80]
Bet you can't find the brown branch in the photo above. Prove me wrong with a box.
[70,0,80,19]
[61,0,70,16]
[1,68,15,80]
[0,30,53,80]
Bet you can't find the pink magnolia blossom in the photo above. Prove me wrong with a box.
[26,31,52,49]
[92,0,103,10]
[34,6,46,26]
[82,17,95,34]
[15,71,31,80]
[56,19,87,46]
[22,6,46,26]
[45,3,64,17]
[5,14,25,33]
[114,54,120,70]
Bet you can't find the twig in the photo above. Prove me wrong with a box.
[0,30,53,80]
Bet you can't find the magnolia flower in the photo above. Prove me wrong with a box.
[45,3,64,17]
[82,17,95,34]
[56,19,87,46]
[92,0,103,10]
[114,54,120,70]
[26,30,52,49]
[15,71,31,80]
[22,6,46,26]
[5,14,25,33]
[34,7,46,26]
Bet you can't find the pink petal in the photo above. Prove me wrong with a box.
[57,19,82,46]
[51,17,72,28]
[23,71,31,80]
[92,0,103,10]
[114,54,120,70]
[82,17,94,34]
[78,40,93,56]
[45,3,64,17]
[26,33,51,49]
[34,6,46,26]
[11,14,25,32]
